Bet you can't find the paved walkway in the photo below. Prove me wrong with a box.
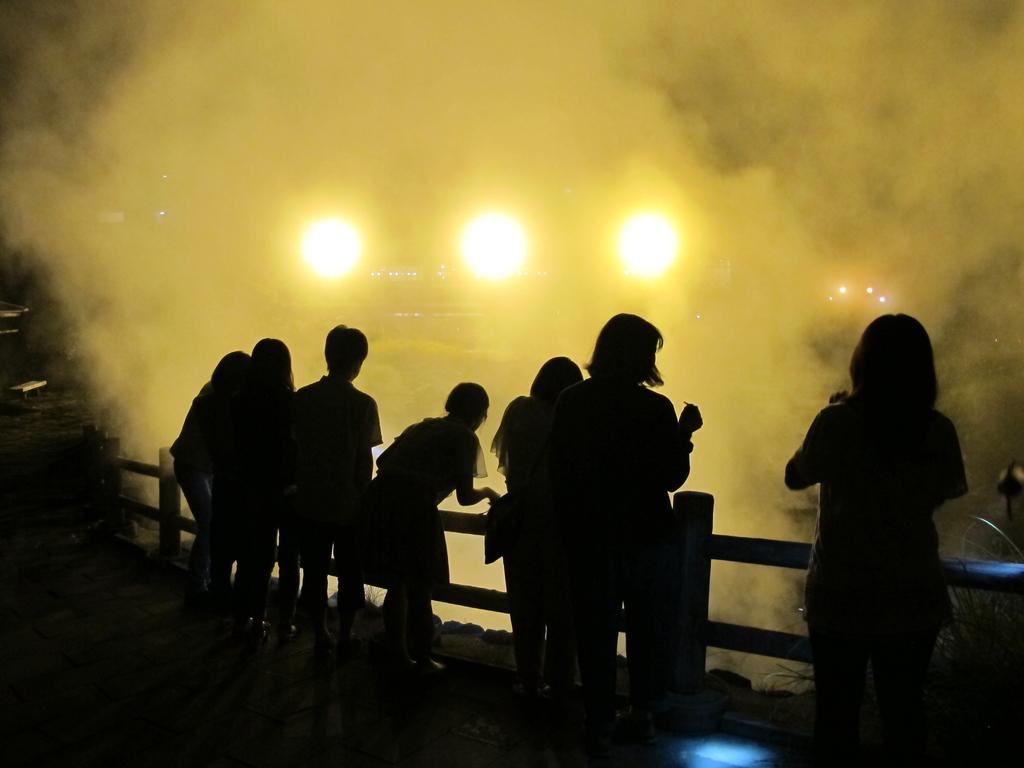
[1,392,811,767]
[0,492,814,768]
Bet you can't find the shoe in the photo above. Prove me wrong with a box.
[246,619,269,651]
[613,708,656,745]
[414,658,446,677]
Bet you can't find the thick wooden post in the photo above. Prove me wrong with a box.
[158,448,181,558]
[83,426,102,515]
[102,436,123,530]
[658,490,728,733]
[674,491,714,693]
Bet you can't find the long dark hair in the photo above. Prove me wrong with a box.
[210,351,251,396]
[249,338,294,393]
[530,357,583,406]
[586,313,664,386]
[847,314,937,457]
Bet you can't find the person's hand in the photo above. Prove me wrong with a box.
[483,488,502,504]
[679,403,703,435]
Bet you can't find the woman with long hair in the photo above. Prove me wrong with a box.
[549,314,701,755]
[786,314,967,765]
[231,338,296,646]
[492,356,583,702]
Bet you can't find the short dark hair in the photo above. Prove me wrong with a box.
[849,314,937,412]
[445,382,489,423]
[586,313,664,386]
[530,357,583,406]
[325,325,368,375]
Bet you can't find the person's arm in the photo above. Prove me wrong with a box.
[455,429,501,506]
[651,395,692,492]
[785,409,831,490]
[355,398,383,492]
[455,474,501,506]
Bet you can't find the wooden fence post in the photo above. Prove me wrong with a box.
[158,448,181,558]
[674,491,714,693]
[102,435,123,530]
[659,490,728,732]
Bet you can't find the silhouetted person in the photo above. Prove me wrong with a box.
[231,338,296,647]
[198,351,251,617]
[293,325,382,656]
[549,314,701,756]
[786,314,966,766]
[361,383,500,674]
[171,378,214,608]
[492,357,583,703]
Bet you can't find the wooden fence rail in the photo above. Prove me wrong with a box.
[88,429,1024,729]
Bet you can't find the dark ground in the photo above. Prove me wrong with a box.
[0,390,818,767]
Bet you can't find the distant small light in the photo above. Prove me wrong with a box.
[161,174,168,179]
[838,286,847,294]
[828,296,834,301]
[879,296,887,303]
[866,286,874,294]
[158,210,167,217]
[696,314,702,320]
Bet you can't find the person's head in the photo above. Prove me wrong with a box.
[849,314,937,413]
[210,351,251,396]
[445,382,489,429]
[324,325,368,380]
[530,356,583,406]
[586,313,664,386]
[249,338,294,392]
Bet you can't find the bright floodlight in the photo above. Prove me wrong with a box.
[301,218,362,278]
[460,213,527,279]
[619,213,679,277]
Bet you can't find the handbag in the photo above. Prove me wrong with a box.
[484,490,525,564]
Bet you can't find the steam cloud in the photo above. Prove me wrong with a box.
[2,1,1022,651]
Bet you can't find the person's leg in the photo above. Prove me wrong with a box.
[244,501,280,641]
[622,539,674,719]
[334,526,366,657]
[406,580,437,664]
[541,533,577,698]
[275,503,301,638]
[870,626,939,763]
[209,474,233,614]
[809,629,871,767]
[567,547,619,751]
[175,463,213,597]
[299,518,332,645]
[504,544,545,692]
[382,582,411,666]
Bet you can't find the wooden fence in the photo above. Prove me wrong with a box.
[87,428,1024,704]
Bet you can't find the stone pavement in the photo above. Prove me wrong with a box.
[0,491,814,768]
[0,391,811,767]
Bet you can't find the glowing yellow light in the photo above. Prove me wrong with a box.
[839,285,847,294]
[460,213,527,279]
[301,218,361,278]
[866,286,874,294]
[879,296,887,303]
[618,213,679,277]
